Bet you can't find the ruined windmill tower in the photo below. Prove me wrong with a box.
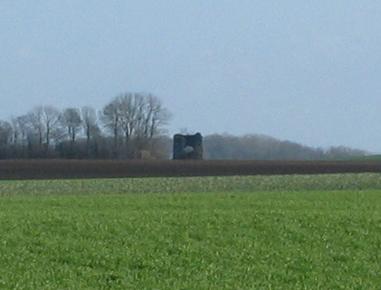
[173,133,203,160]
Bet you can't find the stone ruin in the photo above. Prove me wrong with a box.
[173,133,203,160]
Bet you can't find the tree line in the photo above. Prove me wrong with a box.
[0,93,171,159]
[0,93,369,160]
[203,134,367,160]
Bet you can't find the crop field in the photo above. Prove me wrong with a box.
[1,159,381,180]
[0,174,381,289]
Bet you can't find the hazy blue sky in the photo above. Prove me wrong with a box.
[1,1,380,151]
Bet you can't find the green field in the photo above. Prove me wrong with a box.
[1,174,381,289]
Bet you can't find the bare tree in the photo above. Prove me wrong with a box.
[62,108,82,143]
[14,115,31,152]
[26,106,62,150]
[81,106,99,145]
[41,106,62,147]
[0,120,12,146]
[117,93,142,144]
[101,100,121,149]
[145,94,171,139]
[100,93,171,158]
[10,117,20,145]
[26,107,44,146]
[115,93,171,141]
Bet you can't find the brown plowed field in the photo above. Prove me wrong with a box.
[0,160,381,180]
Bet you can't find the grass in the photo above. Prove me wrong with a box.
[0,174,381,289]
[355,154,381,161]
[2,173,381,196]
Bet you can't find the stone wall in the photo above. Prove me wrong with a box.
[173,133,203,160]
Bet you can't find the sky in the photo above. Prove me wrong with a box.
[0,1,380,152]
